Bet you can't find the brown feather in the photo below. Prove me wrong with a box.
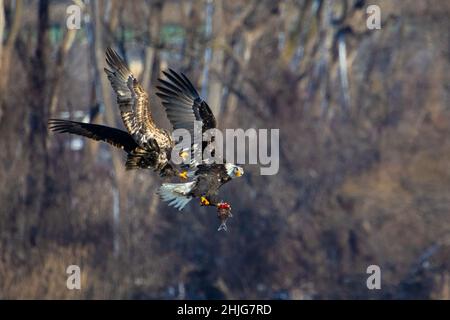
[104,47,173,152]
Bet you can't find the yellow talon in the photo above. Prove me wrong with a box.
[179,151,189,160]
[200,196,210,206]
[179,171,188,180]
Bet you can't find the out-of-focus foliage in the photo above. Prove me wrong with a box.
[0,0,449,299]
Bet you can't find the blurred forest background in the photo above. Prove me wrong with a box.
[0,0,449,299]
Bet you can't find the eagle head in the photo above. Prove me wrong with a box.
[225,163,244,179]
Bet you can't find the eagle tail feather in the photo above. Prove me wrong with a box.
[158,182,195,211]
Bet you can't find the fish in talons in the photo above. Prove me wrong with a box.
[217,202,232,232]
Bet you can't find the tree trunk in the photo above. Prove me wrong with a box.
[91,0,128,256]
[207,0,224,118]
[48,29,77,118]
[23,0,50,247]
[0,0,23,95]
[0,0,4,69]
[142,0,163,90]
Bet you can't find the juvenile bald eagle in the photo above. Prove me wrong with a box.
[156,69,244,213]
[49,48,187,178]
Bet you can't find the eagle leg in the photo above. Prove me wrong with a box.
[200,196,210,206]
[178,171,188,180]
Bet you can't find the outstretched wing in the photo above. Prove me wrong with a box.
[156,69,216,135]
[104,48,161,148]
[48,119,138,153]
[156,69,217,166]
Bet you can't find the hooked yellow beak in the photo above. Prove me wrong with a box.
[235,171,242,177]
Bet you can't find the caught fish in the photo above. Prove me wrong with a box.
[217,202,232,231]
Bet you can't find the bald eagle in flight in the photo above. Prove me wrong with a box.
[155,69,244,229]
[49,48,187,179]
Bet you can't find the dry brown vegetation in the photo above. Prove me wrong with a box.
[0,0,449,299]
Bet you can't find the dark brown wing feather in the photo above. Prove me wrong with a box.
[156,69,217,167]
[48,119,138,153]
[156,69,217,136]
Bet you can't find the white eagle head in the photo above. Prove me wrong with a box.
[225,163,244,179]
